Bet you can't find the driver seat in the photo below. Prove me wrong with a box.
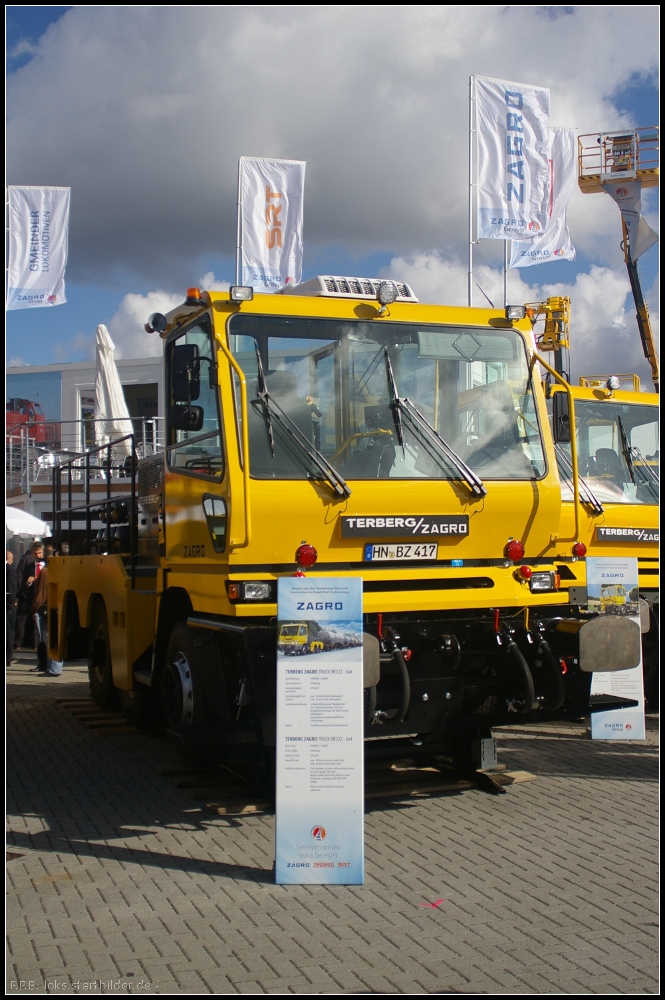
[594,448,627,485]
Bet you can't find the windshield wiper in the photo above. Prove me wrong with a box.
[383,349,487,498]
[383,350,406,455]
[555,445,604,514]
[253,348,351,499]
[255,346,275,456]
[617,414,659,496]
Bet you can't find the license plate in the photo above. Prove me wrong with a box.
[364,543,438,561]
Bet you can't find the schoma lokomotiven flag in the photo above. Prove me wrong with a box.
[7,186,70,310]
[475,76,550,242]
[240,157,306,292]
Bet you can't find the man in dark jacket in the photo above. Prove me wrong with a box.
[14,540,44,649]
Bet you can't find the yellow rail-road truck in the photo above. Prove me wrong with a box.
[48,278,642,775]
[527,297,659,707]
[549,373,659,705]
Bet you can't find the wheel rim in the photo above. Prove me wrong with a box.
[162,651,194,727]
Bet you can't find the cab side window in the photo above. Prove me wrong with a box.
[166,320,223,480]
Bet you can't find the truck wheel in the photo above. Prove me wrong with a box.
[88,599,116,708]
[162,623,196,729]
[162,623,208,765]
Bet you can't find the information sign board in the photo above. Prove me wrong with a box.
[275,577,364,884]
[587,557,645,740]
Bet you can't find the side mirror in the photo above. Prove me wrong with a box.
[172,344,200,402]
[169,405,204,432]
[552,392,571,443]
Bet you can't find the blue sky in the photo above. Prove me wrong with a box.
[6,6,659,383]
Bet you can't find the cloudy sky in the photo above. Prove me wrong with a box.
[6,5,659,385]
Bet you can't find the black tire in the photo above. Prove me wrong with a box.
[88,599,116,707]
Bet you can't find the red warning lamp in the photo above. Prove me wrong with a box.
[504,539,525,562]
[517,565,533,581]
[295,543,318,569]
[572,541,587,557]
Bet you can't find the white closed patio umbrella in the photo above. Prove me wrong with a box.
[6,506,52,540]
[95,324,133,458]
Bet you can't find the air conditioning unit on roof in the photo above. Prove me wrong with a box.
[279,275,418,302]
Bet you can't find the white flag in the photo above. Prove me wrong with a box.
[240,157,306,291]
[510,128,576,268]
[475,76,550,241]
[605,181,658,261]
[7,186,70,310]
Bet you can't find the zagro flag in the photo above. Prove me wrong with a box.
[7,186,70,310]
[240,157,306,291]
[510,127,576,268]
[475,75,550,241]
[605,182,658,261]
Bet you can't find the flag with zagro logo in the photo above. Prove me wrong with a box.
[240,156,306,292]
[510,127,576,267]
[475,75,550,241]
[7,186,70,310]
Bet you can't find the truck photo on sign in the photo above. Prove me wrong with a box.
[275,577,364,885]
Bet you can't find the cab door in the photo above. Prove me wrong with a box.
[164,316,230,602]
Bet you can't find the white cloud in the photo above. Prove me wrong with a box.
[9,39,39,60]
[199,271,230,292]
[8,356,26,368]
[53,331,94,363]
[107,290,183,359]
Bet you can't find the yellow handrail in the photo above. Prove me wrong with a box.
[533,353,581,544]
[216,340,252,548]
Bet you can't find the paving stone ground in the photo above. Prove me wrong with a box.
[6,652,659,995]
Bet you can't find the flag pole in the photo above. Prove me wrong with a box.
[236,158,243,286]
[504,240,509,307]
[468,76,475,307]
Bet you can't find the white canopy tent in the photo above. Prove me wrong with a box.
[95,324,133,457]
[6,506,52,540]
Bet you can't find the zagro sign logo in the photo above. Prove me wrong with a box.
[596,527,658,543]
[342,515,469,538]
[311,826,326,840]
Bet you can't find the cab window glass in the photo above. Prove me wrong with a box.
[167,320,223,480]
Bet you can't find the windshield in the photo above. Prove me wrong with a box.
[228,316,546,483]
[557,400,659,505]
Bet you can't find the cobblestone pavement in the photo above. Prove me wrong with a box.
[6,653,659,995]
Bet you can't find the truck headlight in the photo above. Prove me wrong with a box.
[227,581,274,602]
[529,572,557,592]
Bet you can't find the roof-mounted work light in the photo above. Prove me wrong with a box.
[230,286,254,302]
[505,305,527,321]
[377,281,398,307]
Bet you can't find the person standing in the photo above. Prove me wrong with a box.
[6,551,18,667]
[31,563,63,676]
[14,540,44,649]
